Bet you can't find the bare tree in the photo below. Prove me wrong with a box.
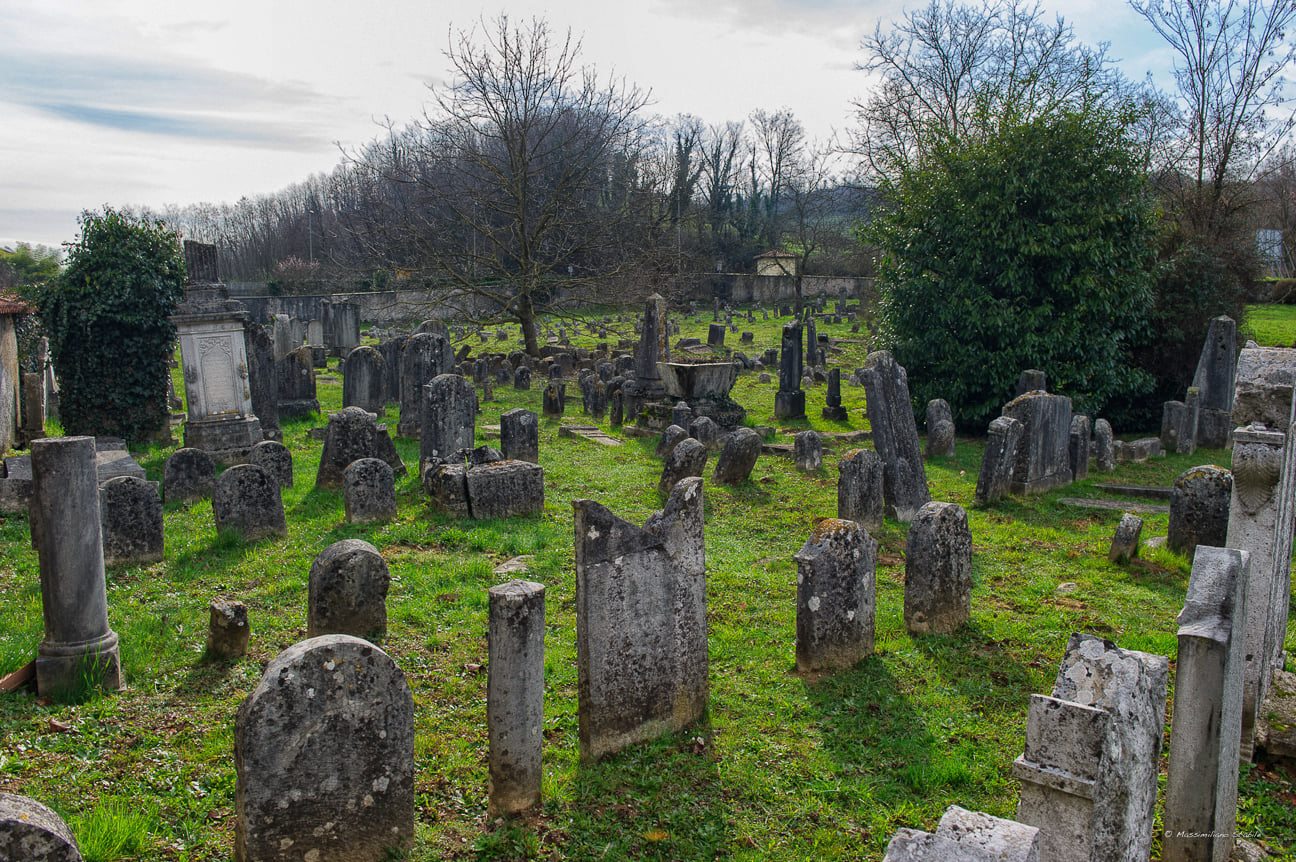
[749,108,806,250]
[784,144,842,311]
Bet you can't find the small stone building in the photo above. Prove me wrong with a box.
[755,249,799,277]
[0,292,31,454]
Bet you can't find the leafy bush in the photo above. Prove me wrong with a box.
[40,208,184,441]
[868,109,1158,429]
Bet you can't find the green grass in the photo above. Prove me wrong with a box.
[0,304,1293,860]
[1243,302,1296,347]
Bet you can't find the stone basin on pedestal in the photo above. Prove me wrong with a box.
[650,361,746,428]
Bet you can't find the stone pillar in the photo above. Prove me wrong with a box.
[774,322,805,420]
[821,368,847,420]
[207,599,250,660]
[1164,546,1249,862]
[31,436,122,701]
[1069,414,1091,481]
[975,415,1023,506]
[1093,419,1115,472]
[1193,315,1237,448]
[794,519,877,672]
[487,579,546,816]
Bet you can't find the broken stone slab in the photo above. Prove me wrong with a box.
[206,598,249,661]
[975,415,1023,506]
[1058,498,1169,515]
[493,555,534,576]
[1092,483,1172,500]
[0,792,83,861]
[558,424,623,446]
[860,350,930,520]
[1108,514,1142,564]
[425,460,545,520]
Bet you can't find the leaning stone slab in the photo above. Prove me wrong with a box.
[573,477,707,761]
[1193,315,1238,416]
[713,427,761,485]
[234,635,414,862]
[904,502,972,635]
[1003,391,1073,495]
[975,415,1023,506]
[1164,546,1249,862]
[213,464,287,542]
[488,579,546,816]
[164,447,216,504]
[860,351,930,520]
[1108,514,1141,563]
[795,518,877,671]
[0,793,83,861]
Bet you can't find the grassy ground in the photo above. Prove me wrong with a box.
[1,304,1293,861]
[1243,303,1296,347]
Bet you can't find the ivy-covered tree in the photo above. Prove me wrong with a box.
[41,208,185,441]
[868,108,1158,429]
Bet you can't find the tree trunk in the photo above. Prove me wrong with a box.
[518,293,540,357]
[794,273,804,314]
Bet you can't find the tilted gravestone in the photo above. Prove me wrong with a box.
[308,539,391,641]
[1167,465,1231,557]
[487,579,546,816]
[838,448,884,532]
[1002,390,1073,495]
[975,415,1023,506]
[342,345,387,415]
[0,792,83,861]
[1108,514,1142,564]
[794,429,823,471]
[794,518,877,672]
[656,424,689,459]
[860,351,930,520]
[247,440,293,489]
[163,446,216,504]
[213,464,287,542]
[573,477,707,761]
[234,635,414,862]
[315,406,406,489]
[659,437,707,495]
[99,475,163,566]
[904,502,972,635]
[713,427,761,485]
[343,458,396,525]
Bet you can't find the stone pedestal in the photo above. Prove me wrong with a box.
[488,579,546,816]
[32,436,123,701]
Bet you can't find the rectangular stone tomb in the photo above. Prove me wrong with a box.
[423,460,545,520]
[558,424,623,447]
[1,438,146,514]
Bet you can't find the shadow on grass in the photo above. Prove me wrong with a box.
[908,622,1037,713]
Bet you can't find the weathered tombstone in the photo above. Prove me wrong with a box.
[245,326,285,441]
[212,464,287,542]
[707,322,726,348]
[1192,315,1238,448]
[805,315,819,369]
[378,337,405,403]
[688,415,721,450]
[1016,369,1047,396]
[713,427,761,485]
[30,437,123,700]
[275,346,319,419]
[1168,465,1232,556]
[247,440,293,489]
[838,448,884,532]
[343,458,397,525]
[1003,390,1073,494]
[307,539,391,640]
[271,313,294,361]
[420,374,477,467]
[1108,513,1142,563]
[343,345,387,415]
[0,793,83,861]
[671,400,693,429]
[316,406,406,489]
[1163,546,1250,862]
[397,332,455,438]
[20,370,45,443]
[426,459,545,519]
[573,477,706,760]
[163,446,216,504]
[883,805,1040,861]
[860,351,930,520]
[794,429,823,471]
[234,635,414,862]
[656,424,689,459]
[609,388,624,426]
[542,381,565,418]
[925,398,956,458]
[1013,633,1169,862]
[904,501,972,635]
[99,475,163,566]
[774,322,806,420]
[1093,418,1115,472]
[1160,399,1198,456]
[500,408,539,463]
[513,364,532,391]
[207,598,250,660]
[1069,415,1091,481]
[659,437,707,494]
[821,368,848,420]
[488,580,546,816]
[795,518,877,672]
[975,415,1024,506]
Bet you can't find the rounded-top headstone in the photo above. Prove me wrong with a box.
[343,458,397,525]
[234,635,414,862]
[99,475,163,566]
[713,427,762,485]
[0,793,83,861]
[1168,465,1232,557]
[308,539,391,640]
[164,447,216,504]
[212,464,287,542]
[247,440,293,489]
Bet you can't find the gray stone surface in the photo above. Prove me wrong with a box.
[1093,419,1115,472]
[0,793,83,861]
[213,464,287,542]
[925,398,956,458]
[936,806,1040,861]
[164,447,216,504]
[397,332,455,438]
[574,477,706,761]
[234,635,414,862]
[275,346,319,419]
[1232,346,1296,428]
[207,598,249,660]
[343,458,397,525]
[343,345,387,415]
[975,415,1023,506]
[838,448,884,532]
[1016,369,1047,396]
[31,437,122,701]
[247,440,293,489]
[904,501,972,635]
[659,436,707,495]
[1193,315,1238,416]
[713,427,761,485]
[420,373,477,468]
[500,408,539,463]
[1164,546,1249,862]
[1168,465,1232,556]
[656,424,688,459]
[464,460,545,519]
[1003,391,1073,494]
[795,518,877,671]
[1161,399,1198,455]
[1069,415,1090,481]
[99,475,163,566]
[860,351,930,520]
[794,429,823,471]
[315,406,406,489]
[488,579,546,816]
[308,539,390,641]
[774,322,805,420]
[1108,514,1142,564]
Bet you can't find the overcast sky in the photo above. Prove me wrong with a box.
[0,0,1171,248]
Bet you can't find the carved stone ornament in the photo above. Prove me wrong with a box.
[1233,440,1282,515]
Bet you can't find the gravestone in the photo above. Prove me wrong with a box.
[620,295,668,420]
[573,477,707,760]
[1003,390,1073,494]
[925,398,956,458]
[420,374,477,468]
[424,460,545,519]
[378,337,405,403]
[212,464,287,542]
[1093,419,1115,472]
[31,437,123,700]
[20,370,45,444]
[246,324,282,440]
[247,440,293,489]
[860,351,930,520]
[163,446,216,504]
[975,415,1023,506]
[794,429,823,471]
[343,345,387,415]
[795,518,877,672]
[234,635,414,862]
[276,346,318,419]
[883,805,1040,861]
[707,323,725,348]
[904,501,972,635]
[838,448,884,532]
[488,579,546,816]
[513,364,531,391]
[271,313,294,361]
[688,415,721,450]
[1192,315,1238,448]
[774,322,806,420]
[542,381,565,417]
[671,401,693,429]
[713,427,761,485]
[397,332,455,438]
[659,437,707,494]
[1160,398,1198,456]
[315,406,406,489]
[1168,465,1232,556]
[308,539,391,640]
[656,424,689,459]
[207,598,250,660]
[1016,369,1047,396]
[0,793,83,861]
[1163,546,1249,862]
[1069,415,1091,481]
[500,408,539,463]
[99,475,163,566]
[323,299,361,357]
[1108,514,1142,563]
[343,458,397,525]
[822,368,848,420]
